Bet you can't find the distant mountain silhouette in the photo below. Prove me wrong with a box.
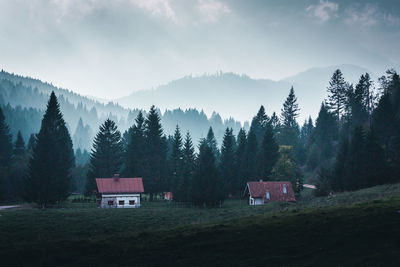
[117,65,376,122]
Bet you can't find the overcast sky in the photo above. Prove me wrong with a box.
[0,0,399,99]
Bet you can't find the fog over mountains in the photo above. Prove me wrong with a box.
[117,64,375,122]
[0,63,383,150]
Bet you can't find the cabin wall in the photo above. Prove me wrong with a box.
[249,196,264,205]
[100,194,141,208]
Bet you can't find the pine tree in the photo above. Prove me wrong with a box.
[27,133,37,154]
[9,131,27,200]
[206,126,220,161]
[220,128,235,196]
[326,69,348,121]
[25,92,75,206]
[332,136,350,192]
[308,103,338,168]
[191,140,224,207]
[170,125,184,199]
[235,128,247,194]
[85,119,123,195]
[14,131,25,157]
[0,107,13,200]
[279,87,300,147]
[124,111,146,178]
[250,106,270,145]
[144,106,168,199]
[269,111,281,137]
[257,124,279,179]
[179,131,195,202]
[245,128,258,180]
[363,128,390,187]
[73,117,92,151]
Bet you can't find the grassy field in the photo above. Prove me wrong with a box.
[1,184,400,266]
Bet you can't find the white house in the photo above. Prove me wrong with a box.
[244,180,296,205]
[96,174,144,208]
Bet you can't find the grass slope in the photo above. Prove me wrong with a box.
[1,184,400,266]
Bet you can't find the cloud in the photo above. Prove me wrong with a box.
[130,0,178,23]
[345,4,400,28]
[197,0,230,22]
[306,0,338,22]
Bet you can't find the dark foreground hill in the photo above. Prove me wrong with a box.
[0,184,399,266]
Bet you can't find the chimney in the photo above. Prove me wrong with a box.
[114,174,120,181]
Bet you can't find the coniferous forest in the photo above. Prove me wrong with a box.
[1,68,399,207]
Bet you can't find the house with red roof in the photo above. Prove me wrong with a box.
[244,180,296,205]
[96,174,144,208]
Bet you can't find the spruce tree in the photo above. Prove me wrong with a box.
[326,69,348,121]
[0,107,13,200]
[220,128,235,196]
[25,92,75,206]
[191,140,224,207]
[9,131,27,200]
[85,119,123,195]
[170,125,184,199]
[250,105,270,145]
[206,126,220,161]
[124,111,146,177]
[27,133,37,154]
[144,106,168,199]
[363,128,390,187]
[179,131,195,202]
[279,87,300,147]
[235,128,247,194]
[14,131,25,157]
[245,128,258,180]
[257,124,279,179]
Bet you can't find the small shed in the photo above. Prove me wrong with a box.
[244,180,296,205]
[96,174,144,208]
[164,192,173,200]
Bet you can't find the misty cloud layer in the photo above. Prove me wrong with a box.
[0,0,399,101]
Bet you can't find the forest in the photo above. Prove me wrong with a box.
[1,68,399,207]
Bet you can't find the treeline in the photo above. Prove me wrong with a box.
[0,73,243,151]
[311,70,400,195]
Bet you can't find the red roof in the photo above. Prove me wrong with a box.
[246,181,296,202]
[96,177,144,194]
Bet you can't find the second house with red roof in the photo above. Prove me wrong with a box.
[244,180,296,205]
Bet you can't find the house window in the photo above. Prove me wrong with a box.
[129,200,135,205]
[108,200,114,206]
[283,184,287,194]
[119,200,125,205]
[266,192,270,200]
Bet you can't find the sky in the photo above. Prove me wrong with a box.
[0,0,399,99]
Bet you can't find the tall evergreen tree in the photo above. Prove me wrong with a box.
[269,111,281,136]
[257,124,279,179]
[144,106,168,199]
[326,69,348,121]
[8,131,27,200]
[307,103,338,168]
[245,128,258,180]
[170,125,183,198]
[27,133,37,154]
[177,131,196,202]
[0,107,13,200]
[14,131,25,157]
[250,105,270,145]
[235,128,247,194]
[220,128,235,196]
[206,126,220,161]
[25,92,75,206]
[124,111,146,177]
[85,119,123,195]
[191,140,224,207]
[279,87,300,147]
